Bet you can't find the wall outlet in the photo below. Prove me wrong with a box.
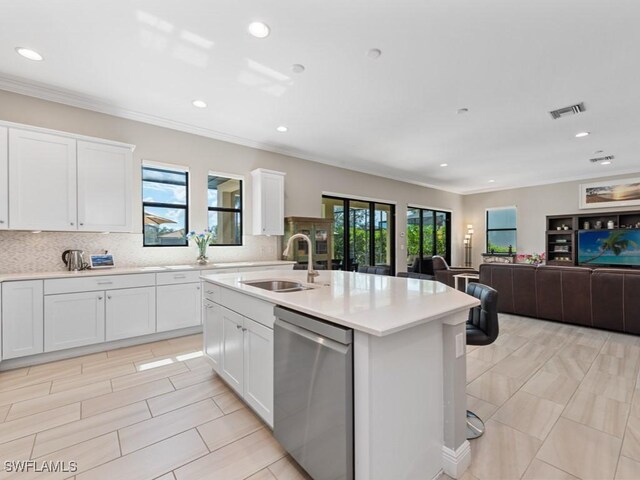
[455,333,464,358]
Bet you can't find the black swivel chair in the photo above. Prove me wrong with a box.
[465,282,499,439]
[397,272,435,280]
[357,265,390,276]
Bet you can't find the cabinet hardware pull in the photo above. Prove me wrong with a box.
[0,220,4,224]
[196,286,201,290]
[97,281,113,285]
[174,275,186,279]
[107,296,112,300]
[206,290,214,294]
[242,327,247,332]
[80,223,84,226]
[98,296,103,300]
[70,222,74,225]
[236,324,242,330]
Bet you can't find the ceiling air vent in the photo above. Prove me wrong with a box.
[549,102,585,120]
[589,155,614,164]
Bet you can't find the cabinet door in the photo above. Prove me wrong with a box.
[156,283,201,332]
[0,126,8,229]
[105,287,156,341]
[221,307,244,394]
[203,301,223,373]
[44,292,105,352]
[244,317,274,426]
[252,169,285,235]
[8,129,77,231]
[77,141,133,232]
[2,280,44,359]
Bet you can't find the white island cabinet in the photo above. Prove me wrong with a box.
[0,126,8,229]
[201,269,479,480]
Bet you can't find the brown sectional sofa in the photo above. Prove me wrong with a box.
[478,263,640,334]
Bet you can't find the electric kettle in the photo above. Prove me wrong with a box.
[62,250,87,271]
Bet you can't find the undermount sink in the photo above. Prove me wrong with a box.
[242,280,312,293]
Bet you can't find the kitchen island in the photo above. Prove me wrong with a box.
[201,269,479,480]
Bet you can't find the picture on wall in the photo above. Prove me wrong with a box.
[579,177,640,209]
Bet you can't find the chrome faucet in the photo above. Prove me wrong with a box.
[283,233,319,284]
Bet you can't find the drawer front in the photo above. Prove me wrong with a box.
[156,270,202,285]
[219,287,275,329]
[201,268,239,276]
[202,282,220,303]
[45,273,156,295]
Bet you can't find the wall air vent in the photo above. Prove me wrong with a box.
[589,155,615,163]
[549,102,585,120]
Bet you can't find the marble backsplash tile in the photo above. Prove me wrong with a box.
[0,231,280,274]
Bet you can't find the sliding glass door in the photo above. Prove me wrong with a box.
[407,207,451,270]
[322,196,395,274]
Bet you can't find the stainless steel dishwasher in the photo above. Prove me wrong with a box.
[273,306,354,480]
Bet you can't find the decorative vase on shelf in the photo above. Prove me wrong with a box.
[187,229,214,266]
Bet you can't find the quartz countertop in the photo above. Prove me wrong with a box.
[201,270,480,336]
[0,260,296,282]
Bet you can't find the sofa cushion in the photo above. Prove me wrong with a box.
[536,266,563,322]
[559,267,593,327]
[512,265,538,318]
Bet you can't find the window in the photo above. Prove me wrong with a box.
[486,207,517,253]
[406,207,452,270]
[142,165,189,246]
[321,196,395,274]
[208,175,243,246]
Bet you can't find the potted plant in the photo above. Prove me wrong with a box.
[187,229,214,265]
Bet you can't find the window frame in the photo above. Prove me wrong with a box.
[142,164,190,248]
[485,206,517,254]
[207,172,244,247]
[407,206,452,267]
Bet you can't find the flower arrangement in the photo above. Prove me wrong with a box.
[516,252,545,265]
[186,229,214,264]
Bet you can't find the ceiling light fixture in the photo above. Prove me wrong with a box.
[366,48,382,59]
[600,160,612,165]
[15,47,43,61]
[276,125,288,132]
[291,64,305,74]
[248,22,270,38]
[440,163,448,167]
[575,131,590,138]
[488,179,495,183]
[192,100,207,108]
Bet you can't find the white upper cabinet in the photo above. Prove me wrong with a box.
[9,129,77,231]
[251,168,285,235]
[0,127,8,230]
[77,141,133,232]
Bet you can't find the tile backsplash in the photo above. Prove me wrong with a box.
[0,231,280,274]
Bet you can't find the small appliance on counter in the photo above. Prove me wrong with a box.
[89,253,115,269]
[62,249,88,271]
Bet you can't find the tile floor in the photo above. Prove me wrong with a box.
[1,314,639,479]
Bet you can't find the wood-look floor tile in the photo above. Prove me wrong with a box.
[7,380,111,421]
[591,353,640,381]
[0,405,9,423]
[174,428,285,480]
[82,350,155,374]
[492,391,563,440]
[155,473,176,480]
[76,429,208,480]
[521,370,579,405]
[0,435,35,466]
[197,408,263,452]
[184,356,211,372]
[467,345,513,365]
[527,331,568,349]
[466,371,524,406]
[106,341,166,359]
[556,344,600,364]
[562,389,630,438]
[27,432,121,480]
[615,455,640,480]
[522,458,579,480]
[167,334,202,347]
[0,365,81,393]
[119,399,223,455]
[492,333,530,351]
[511,343,557,364]
[268,456,311,480]
[247,469,277,480]
[82,378,175,418]
[466,357,493,384]
[537,417,622,480]
[466,395,499,422]
[111,362,189,392]
[213,391,245,415]
[147,378,228,417]
[541,355,591,381]
[33,401,150,458]
[0,403,80,444]
[490,356,542,382]
[579,370,634,404]
[51,363,137,393]
[468,419,541,480]
[27,352,108,375]
[621,412,640,462]
[0,382,51,408]
[150,341,201,358]
[170,366,217,390]
[0,367,29,381]
[602,340,640,361]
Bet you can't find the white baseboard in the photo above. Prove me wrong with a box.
[442,441,471,478]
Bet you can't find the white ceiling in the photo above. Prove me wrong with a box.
[1,0,640,194]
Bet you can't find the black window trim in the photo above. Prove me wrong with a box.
[485,206,517,253]
[207,174,244,247]
[142,164,189,248]
[407,206,452,267]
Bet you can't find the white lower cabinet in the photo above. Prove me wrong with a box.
[157,283,201,332]
[106,287,156,341]
[2,280,44,359]
[45,292,105,352]
[205,301,274,426]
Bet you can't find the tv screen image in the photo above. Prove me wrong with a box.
[578,229,640,267]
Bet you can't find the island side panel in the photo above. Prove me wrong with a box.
[354,320,444,480]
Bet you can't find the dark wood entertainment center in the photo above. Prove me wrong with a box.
[546,210,640,266]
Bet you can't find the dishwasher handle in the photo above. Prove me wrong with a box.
[274,306,352,345]
[275,318,351,355]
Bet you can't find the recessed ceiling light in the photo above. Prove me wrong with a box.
[457,108,469,115]
[440,163,448,167]
[291,64,305,74]
[594,150,604,154]
[15,47,43,61]
[192,100,207,108]
[600,160,612,165]
[575,131,590,138]
[366,48,382,59]
[276,125,288,133]
[488,179,495,183]
[248,22,270,38]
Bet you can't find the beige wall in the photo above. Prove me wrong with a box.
[462,174,640,267]
[0,89,463,273]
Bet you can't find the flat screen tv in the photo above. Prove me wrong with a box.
[578,229,640,268]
